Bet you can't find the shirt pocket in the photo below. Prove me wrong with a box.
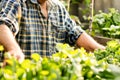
[51,23,67,43]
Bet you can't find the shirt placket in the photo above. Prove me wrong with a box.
[48,7,58,55]
[37,4,49,56]
[47,9,53,56]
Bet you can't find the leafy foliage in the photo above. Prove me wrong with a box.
[0,41,120,80]
[0,45,4,51]
[94,40,120,65]
[92,8,120,38]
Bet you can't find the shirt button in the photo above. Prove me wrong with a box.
[49,49,53,55]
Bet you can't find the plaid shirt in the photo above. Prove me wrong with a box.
[0,0,83,59]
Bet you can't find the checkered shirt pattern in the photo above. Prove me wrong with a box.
[0,0,84,60]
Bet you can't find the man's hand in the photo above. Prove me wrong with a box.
[2,50,24,67]
[0,24,24,66]
[8,50,25,63]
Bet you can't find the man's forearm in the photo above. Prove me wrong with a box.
[0,24,21,51]
[76,32,105,51]
[0,24,24,62]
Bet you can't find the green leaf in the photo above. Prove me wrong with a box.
[31,53,41,62]
[113,14,120,24]
[0,45,4,51]
[26,70,33,80]
[40,70,49,76]
[21,59,31,69]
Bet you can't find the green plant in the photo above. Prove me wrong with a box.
[71,0,91,19]
[94,40,120,64]
[92,8,120,38]
[1,41,120,80]
[71,0,84,4]
[60,0,91,16]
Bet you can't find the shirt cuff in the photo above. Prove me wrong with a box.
[0,17,19,34]
[68,26,84,45]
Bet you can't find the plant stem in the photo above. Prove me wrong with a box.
[90,0,94,32]
[67,0,71,12]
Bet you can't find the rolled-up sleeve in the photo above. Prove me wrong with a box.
[64,9,84,45]
[0,0,20,35]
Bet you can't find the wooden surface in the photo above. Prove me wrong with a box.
[94,0,120,13]
[93,36,114,46]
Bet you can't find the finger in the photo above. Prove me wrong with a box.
[14,53,25,63]
[18,54,25,63]
[2,61,6,67]
[2,59,10,67]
